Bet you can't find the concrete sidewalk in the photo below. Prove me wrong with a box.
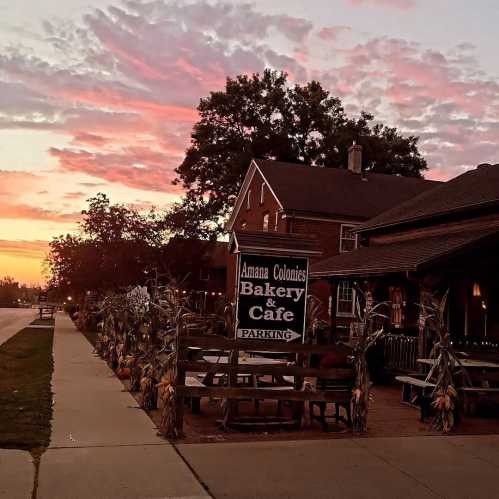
[178,435,499,499]
[38,313,209,499]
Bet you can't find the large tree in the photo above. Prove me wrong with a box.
[166,69,427,237]
[47,194,168,296]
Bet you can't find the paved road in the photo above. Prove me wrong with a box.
[0,307,36,346]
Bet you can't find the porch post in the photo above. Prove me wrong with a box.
[417,286,427,364]
[464,281,469,337]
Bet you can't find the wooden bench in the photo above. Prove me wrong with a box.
[185,376,204,414]
[458,371,499,415]
[395,375,435,421]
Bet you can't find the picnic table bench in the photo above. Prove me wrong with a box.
[185,376,205,414]
[395,375,436,421]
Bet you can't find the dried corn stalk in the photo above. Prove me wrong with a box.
[351,289,387,432]
[420,290,470,433]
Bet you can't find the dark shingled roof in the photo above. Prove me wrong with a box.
[255,159,439,220]
[310,228,499,277]
[231,230,322,257]
[359,163,499,232]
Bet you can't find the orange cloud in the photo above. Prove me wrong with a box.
[0,239,49,259]
[0,200,80,223]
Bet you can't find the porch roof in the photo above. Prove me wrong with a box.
[310,228,499,278]
[230,230,323,257]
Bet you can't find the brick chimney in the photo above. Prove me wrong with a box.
[348,142,362,174]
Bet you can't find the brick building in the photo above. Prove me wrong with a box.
[225,145,438,331]
[311,162,499,358]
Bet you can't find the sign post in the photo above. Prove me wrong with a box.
[235,253,308,343]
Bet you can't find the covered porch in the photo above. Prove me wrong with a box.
[311,228,499,373]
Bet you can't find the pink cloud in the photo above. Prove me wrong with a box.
[0,0,498,195]
[318,26,352,41]
[49,147,183,193]
[72,132,109,147]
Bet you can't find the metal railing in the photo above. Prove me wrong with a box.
[382,334,418,372]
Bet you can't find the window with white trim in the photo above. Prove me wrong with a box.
[340,224,358,253]
[262,212,270,232]
[260,182,265,204]
[246,190,251,210]
[336,280,356,317]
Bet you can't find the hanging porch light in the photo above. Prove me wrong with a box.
[472,282,481,297]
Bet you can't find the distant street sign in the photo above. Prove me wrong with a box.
[235,253,308,343]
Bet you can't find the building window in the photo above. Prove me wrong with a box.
[262,212,270,232]
[240,220,247,229]
[260,182,265,204]
[274,211,279,231]
[337,280,356,317]
[246,190,251,210]
[340,224,358,253]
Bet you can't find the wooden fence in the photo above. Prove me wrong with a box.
[170,335,354,436]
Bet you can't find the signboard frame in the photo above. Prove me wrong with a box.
[234,251,309,343]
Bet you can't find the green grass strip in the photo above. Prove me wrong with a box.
[0,320,54,451]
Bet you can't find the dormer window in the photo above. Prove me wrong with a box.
[260,182,265,204]
[262,212,270,232]
[246,190,251,210]
[340,224,358,252]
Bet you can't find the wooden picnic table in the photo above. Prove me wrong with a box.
[203,355,286,366]
[202,355,288,387]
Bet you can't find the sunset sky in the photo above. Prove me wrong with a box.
[1,0,499,284]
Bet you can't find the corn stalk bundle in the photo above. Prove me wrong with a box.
[140,364,157,410]
[351,289,387,432]
[419,290,471,433]
[305,294,330,343]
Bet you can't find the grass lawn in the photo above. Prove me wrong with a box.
[0,319,54,451]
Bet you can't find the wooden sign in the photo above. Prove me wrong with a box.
[235,253,308,342]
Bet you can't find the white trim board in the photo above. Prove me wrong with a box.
[225,160,284,232]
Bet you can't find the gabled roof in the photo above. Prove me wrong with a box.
[311,228,499,277]
[230,230,322,257]
[256,160,438,220]
[359,163,499,233]
[225,159,439,231]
